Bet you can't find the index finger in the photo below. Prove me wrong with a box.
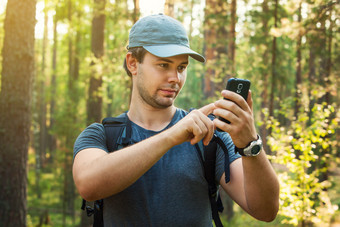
[198,103,216,116]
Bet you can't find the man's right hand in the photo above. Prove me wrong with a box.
[166,103,216,146]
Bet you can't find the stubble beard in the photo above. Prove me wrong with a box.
[135,66,181,109]
[137,82,177,109]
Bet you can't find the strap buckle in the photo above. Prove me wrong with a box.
[85,206,95,217]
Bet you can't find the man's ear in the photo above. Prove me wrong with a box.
[126,52,138,76]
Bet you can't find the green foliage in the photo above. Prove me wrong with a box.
[221,209,294,226]
[266,101,339,226]
[27,150,81,227]
[1,0,338,225]
[175,59,206,110]
[102,0,132,116]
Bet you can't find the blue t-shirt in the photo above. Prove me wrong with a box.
[74,108,240,227]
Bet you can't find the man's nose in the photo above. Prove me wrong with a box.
[168,69,180,83]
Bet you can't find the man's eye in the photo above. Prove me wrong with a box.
[178,66,187,72]
[159,63,168,68]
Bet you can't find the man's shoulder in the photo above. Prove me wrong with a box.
[87,122,105,130]
[75,123,106,139]
[73,123,107,158]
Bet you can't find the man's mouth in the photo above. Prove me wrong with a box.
[160,89,177,95]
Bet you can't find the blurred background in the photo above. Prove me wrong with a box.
[0,0,339,226]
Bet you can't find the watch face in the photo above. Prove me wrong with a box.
[251,145,261,155]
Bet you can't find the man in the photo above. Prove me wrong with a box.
[73,14,279,226]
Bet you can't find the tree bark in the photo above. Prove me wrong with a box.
[317,6,332,187]
[294,2,302,118]
[0,0,36,226]
[35,0,49,199]
[47,11,58,163]
[204,0,216,97]
[260,0,271,154]
[293,5,303,159]
[228,0,236,76]
[62,1,78,225]
[269,0,278,118]
[87,0,106,124]
[307,40,316,126]
[133,0,140,23]
[204,0,230,97]
[164,0,175,18]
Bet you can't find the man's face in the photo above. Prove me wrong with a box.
[134,52,189,109]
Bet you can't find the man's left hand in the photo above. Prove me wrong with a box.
[213,90,257,148]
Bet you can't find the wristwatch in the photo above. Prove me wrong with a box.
[235,135,262,156]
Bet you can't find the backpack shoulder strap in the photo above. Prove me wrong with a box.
[201,136,224,227]
[213,134,231,184]
[195,133,231,227]
[102,112,132,152]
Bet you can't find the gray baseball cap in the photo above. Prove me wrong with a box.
[128,14,205,63]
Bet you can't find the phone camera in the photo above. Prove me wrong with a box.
[237,83,243,93]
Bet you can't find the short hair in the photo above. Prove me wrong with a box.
[123,47,148,77]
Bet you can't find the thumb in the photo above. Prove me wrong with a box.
[199,103,216,116]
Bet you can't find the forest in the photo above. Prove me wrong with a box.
[0,0,339,226]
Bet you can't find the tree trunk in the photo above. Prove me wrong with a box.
[203,0,230,97]
[260,0,271,154]
[0,0,36,226]
[294,2,302,118]
[87,0,106,124]
[164,0,175,17]
[47,12,58,163]
[307,41,316,126]
[39,0,48,166]
[269,0,278,118]
[133,0,140,23]
[204,0,216,97]
[215,0,229,93]
[317,7,332,187]
[35,0,49,199]
[228,0,236,76]
[188,0,195,40]
[62,1,78,225]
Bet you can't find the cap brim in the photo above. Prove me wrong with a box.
[144,45,206,63]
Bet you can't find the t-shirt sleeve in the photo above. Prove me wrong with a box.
[73,123,108,159]
[215,131,241,184]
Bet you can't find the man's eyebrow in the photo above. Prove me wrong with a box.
[157,58,189,65]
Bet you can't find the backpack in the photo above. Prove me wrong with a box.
[81,112,231,227]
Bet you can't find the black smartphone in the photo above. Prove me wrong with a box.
[217,78,251,129]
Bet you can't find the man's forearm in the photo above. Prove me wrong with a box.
[73,130,175,201]
[242,150,280,222]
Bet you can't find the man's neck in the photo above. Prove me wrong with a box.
[127,103,177,131]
